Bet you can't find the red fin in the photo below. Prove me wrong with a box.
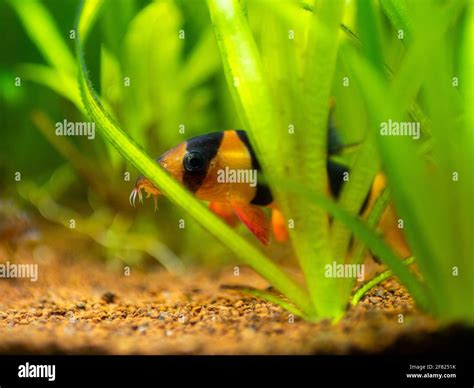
[271,207,288,243]
[209,202,239,227]
[231,202,270,245]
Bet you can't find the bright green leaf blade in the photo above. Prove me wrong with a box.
[180,28,221,89]
[18,64,84,111]
[100,46,123,169]
[206,0,281,162]
[357,0,384,70]
[9,0,76,75]
[379,0,412,44]
[122,0,184,143]
[292,0,346,317]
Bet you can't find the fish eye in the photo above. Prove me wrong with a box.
[183,151,207,173]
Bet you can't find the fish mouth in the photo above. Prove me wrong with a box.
[129,179,160,209]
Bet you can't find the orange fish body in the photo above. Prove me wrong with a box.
[130,129,408,255]
[130,130,280,245]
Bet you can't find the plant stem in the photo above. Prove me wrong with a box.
[351,257,415,306]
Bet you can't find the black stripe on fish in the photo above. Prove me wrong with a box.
[235,130,274,206]
[235,129,261,171]
[183,131,224,192]
[327,159,371,212]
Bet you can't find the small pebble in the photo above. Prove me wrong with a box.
[369,297,382,304]
[101,292,116,304]
[375,289,385,298]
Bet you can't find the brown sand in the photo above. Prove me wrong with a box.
[0,224,468,355]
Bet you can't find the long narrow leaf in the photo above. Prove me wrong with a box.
[293,0,345,317]
[9,0,76,75]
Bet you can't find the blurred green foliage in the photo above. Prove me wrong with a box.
[1,0,243,268]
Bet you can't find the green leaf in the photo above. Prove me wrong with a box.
[122,0,184,144]
[18,64,83,111]
[100,46,123,169]
[180,29,221,89]
[206,0,281,164]
[379,0,412,44]
[292,0,346,318]
[330,141,379,267]
[357,0,384,70]
[9,0,76,75]
[351,187,391,266]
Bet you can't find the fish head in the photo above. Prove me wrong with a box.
[129,142,188,209]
